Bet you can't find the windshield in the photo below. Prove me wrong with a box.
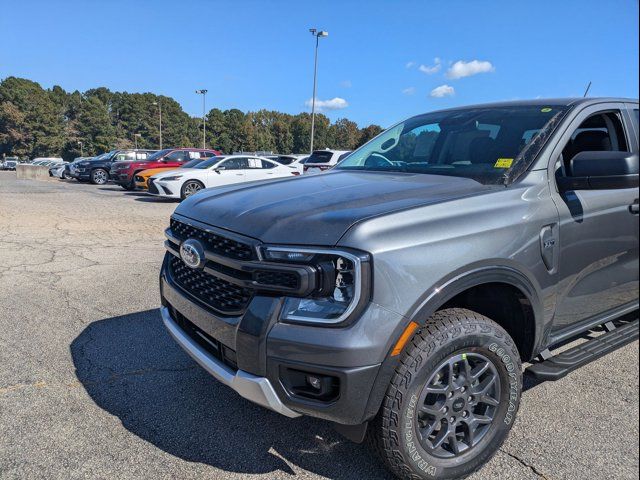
[193,156,225,169]
[336,105,570,184]
[147,149,173,161]
[181,158,205,169]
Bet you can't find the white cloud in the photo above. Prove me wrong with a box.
[340,80,352,88]
[305,97,349,111]
[402,87,416,95]
[446,60,495,79]
[406,61,415,68]
[430,85,455,98]
[418,57,441,75]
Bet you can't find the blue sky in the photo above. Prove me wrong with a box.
[1,0,638,128]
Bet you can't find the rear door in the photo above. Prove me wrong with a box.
[549,102,639,331]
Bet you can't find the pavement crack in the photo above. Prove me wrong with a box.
[500,449,552,480]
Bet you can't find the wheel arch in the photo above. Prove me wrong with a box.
[361,261,544,423]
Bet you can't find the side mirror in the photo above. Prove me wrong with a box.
[559,151,639,190]
[214,166,225,174]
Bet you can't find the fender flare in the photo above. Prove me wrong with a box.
[360,261,547,423]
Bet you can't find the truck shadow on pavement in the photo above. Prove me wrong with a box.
[70,309,391,479]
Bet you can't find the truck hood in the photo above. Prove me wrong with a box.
[175,171,498,245]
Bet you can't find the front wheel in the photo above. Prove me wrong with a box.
[180,180,204,200]
[90,168,109,185]
[368,308,522,480]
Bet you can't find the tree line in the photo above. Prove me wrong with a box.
[0,77,383,161]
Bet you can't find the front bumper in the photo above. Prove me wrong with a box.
[161,306,300,418]
[149,180,179,198]
[160,250,402,424]
[109,171,131,185]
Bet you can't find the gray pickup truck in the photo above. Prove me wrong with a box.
[159,98,639,480]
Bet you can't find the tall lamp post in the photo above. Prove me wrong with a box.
[308,28,328,154]
[77,140,83,157]
[134,133,141,150]
[195,89,208,149]
[152,100,163,149]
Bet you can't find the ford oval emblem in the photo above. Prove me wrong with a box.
[180,239,205,269]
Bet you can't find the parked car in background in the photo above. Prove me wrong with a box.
[271,154,309,174]
[72,150,156,185]
[49,162,69,178]
[31,157,64,165]
[134,157,208,190]
[30,157,64,167]
[303,149,351,174]
[148,155,299,200]
[1,157,19,170]
[110,148,219,190]
[63,157,92,180]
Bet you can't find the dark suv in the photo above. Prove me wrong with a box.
[110,148,220,190]
[72,150,156,184]
[158,98,639,480]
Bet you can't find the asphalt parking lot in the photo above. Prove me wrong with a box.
[0,171,638,480]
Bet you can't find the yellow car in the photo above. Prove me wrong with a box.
[134,157,210,190]
[135,167,177,190]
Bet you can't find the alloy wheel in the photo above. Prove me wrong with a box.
[183,182,202,197]
[93,170,107,184]
[416,352,501,458]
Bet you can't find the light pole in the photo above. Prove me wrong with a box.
[152,100,163,149]
[134,133,141,150]
[195,89,208,149]
[308,28,328,154]
[77,141,83,157]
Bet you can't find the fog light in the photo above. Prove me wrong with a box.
[307,375,322,390]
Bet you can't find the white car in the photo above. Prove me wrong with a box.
[268,154,309,174]
[49,162,69,178]
[148,155,299,200]
[303,149,351,174]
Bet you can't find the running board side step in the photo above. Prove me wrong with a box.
[526,318,639,381]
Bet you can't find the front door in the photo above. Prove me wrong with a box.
[549,103,639,331]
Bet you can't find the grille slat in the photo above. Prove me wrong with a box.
[169,256,252,314]
[170,218,254,260]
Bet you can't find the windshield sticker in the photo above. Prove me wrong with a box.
[540,107,552,113]
[494,158,514,168]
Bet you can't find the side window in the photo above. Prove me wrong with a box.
[559,111,628,176]
[260,159,277,169]
[247,158,264,169]
[165,151,188,161]
[221,157,249,170]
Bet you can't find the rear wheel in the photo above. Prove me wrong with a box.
[368,308,522,480]
[180,180,204,200]
[90,168,109,185]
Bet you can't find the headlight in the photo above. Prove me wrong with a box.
[160,175,183,181]
[261,246,370,325]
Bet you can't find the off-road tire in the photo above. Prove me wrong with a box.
[367,308,522,480]
[90,168,109,185]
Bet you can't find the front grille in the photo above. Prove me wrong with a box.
[169,256,253,314]
[148,179,159,194]
[170,218,254,260]
[254,270,299,289]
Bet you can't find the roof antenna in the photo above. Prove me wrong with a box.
[583,81,592,97]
